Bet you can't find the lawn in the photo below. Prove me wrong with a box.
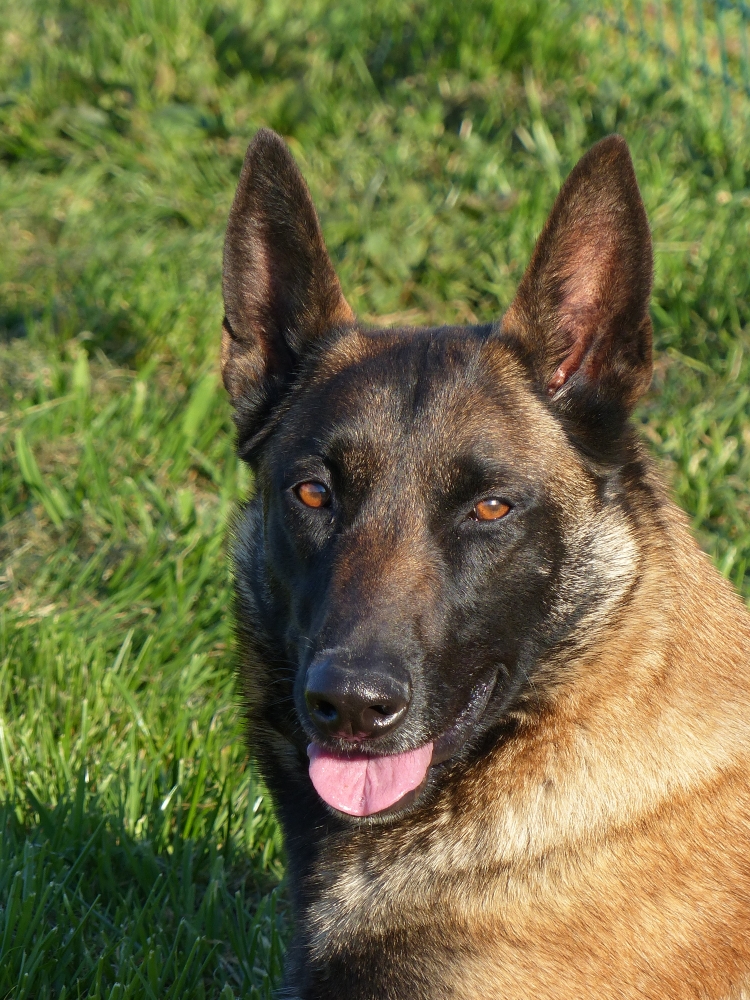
[1,1,750,996]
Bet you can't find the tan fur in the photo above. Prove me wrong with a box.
[305,495,750,998]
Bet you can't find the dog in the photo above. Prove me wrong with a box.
[221,128,750,999]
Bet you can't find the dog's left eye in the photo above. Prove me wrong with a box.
[294,481,331,509]
[470,499,511,521]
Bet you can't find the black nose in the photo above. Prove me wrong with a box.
[304,656,411,739]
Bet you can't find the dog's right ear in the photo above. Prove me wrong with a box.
[222,128,354,453]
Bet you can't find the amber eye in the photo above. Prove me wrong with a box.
[471,498,511,521]
[294,481,331,509]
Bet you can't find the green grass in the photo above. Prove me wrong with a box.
[1,1,750,996]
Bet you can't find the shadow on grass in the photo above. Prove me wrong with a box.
[0,779,286,1000]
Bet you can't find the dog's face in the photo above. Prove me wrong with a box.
[223,130,654,821]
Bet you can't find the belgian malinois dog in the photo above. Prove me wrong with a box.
[221,128,750,999]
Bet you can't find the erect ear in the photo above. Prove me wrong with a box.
[222,128,354,450]
[502,135,653,434]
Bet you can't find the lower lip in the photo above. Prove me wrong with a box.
[429,676,497,764]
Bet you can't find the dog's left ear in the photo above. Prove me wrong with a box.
[502,135,653,432]
[222,128,354,451]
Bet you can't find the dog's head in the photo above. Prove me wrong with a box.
[222,129,654,822]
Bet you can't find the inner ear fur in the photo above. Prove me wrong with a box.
[502,135,653,425]
[222,128,353,447]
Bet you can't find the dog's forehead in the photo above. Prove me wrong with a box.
[284,326,577,475]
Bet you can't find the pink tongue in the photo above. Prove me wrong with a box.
[307,742,433,816]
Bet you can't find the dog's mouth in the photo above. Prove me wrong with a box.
[307,674,497,818]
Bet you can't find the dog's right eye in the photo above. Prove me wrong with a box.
[470,498,511,521]
[294,481,331,509]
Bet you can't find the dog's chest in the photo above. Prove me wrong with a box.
[292,792,750,1000]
